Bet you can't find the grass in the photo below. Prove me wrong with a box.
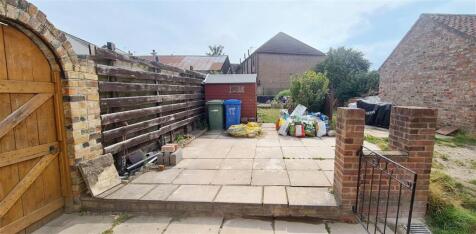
[257,107,281,123]
[102,213,129,234]
[426,170,476,234]
[364,135,390,151]
[435,132,476,148]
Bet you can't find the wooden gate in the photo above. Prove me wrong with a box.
[0,24,66,233]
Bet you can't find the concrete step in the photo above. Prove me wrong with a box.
[80,196,349,220]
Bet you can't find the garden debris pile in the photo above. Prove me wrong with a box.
[227,122,262,138]
[276,104,330,137]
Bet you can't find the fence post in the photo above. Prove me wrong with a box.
[388,106,437,217]
[333,107,365,212]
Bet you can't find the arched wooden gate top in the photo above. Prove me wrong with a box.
[0,1,104,233]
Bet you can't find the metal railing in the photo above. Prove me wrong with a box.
[354,146,418,234]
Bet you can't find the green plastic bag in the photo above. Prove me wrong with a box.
[304,122,316,137]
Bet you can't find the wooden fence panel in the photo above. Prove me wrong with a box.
[90,46,206,174]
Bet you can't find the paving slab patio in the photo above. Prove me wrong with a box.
[105,129,338,207]
[274,220,327,234]
[220,218,274,234]
[167,185,220,202]
[214,186,262,204]
[113,216,172,234]
[34,213,371,234]
[164,216,223,234]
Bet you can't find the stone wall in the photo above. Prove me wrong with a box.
[379,15,476,134]
[1,0,103,210]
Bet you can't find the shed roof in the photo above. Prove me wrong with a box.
[254,32,325,56]
[204,74,257,84]
[140,55,229,72]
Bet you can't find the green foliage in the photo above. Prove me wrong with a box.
[258,108,280,123]
[274,89,291,101]
[364,135,389,151]
[289,71,329,112]
[206,44,224,56]
[315,47,380,103]
[435,132,476,147]
[427,171,476,234]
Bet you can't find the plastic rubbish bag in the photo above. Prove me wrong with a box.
[317,121,327,137]
[276,118,286,130]
[227,122,262,138]
[304,122,316,137]
[294,124,305,137]
[278,119,290,136]
[290,104,307,117]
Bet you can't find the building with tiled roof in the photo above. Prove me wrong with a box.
[379,14,476,134]
[237,32,326,97]
[140,54,232,74]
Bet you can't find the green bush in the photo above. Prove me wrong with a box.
[274,89,291,101]
[289,71,329,112]
[315,47,380,104]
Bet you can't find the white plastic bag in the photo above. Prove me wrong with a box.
[290,104,306,117]
[278,119,290,136]
[317,121,327,137]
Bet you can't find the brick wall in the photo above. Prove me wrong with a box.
[379,15,476,134]
[256,53,325,96]
[204,83,257,121]
[335,106,436,219]
[2,0,103,210]
[333,107,365,211]
[388,106,437,217]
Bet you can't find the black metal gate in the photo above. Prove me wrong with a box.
[354,146,418,234]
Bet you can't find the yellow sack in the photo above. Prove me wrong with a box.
[227,122,262,138]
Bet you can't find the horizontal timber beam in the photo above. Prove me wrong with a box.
[104,115,202,154]
[96,64,203,85]
[102,107,204,141]
[0,142,58,167]
[100,93,203,108]
[0,80,54,93]
[101,100,204,125]
[98,81,202,92]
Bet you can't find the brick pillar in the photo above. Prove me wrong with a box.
[388,106,437,217]
[334,107,365,211]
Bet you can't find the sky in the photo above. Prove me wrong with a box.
[30,0,476,69]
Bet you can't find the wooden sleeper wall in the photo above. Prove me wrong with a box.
[89,46,206,173]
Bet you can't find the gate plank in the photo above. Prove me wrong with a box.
[0,80,54,93]
[0,26,25,227]
[0,93,52,139]
[0,197,63,234]
[0,153,57,218]
[0,142,58,167]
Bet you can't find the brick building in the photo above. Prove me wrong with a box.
[379,14,476,134]
[204,74,257,122]
[238,32,326,98]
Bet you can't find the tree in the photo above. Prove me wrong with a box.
[289,71,329,112]
[206,45,224,56]
[315,47,379,105]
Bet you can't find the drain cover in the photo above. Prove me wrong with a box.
[407,223,432,234]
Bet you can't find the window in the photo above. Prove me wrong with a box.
[229,85,245,93]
